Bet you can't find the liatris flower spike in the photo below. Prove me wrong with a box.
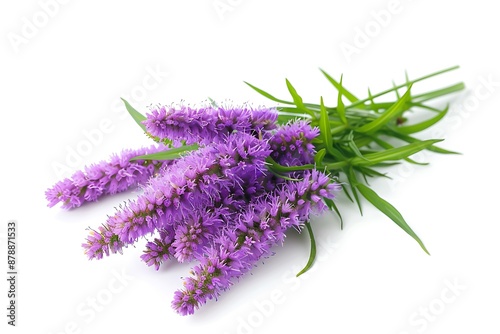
[47,65,464,315]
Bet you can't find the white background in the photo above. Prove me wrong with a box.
[1,1,499,333]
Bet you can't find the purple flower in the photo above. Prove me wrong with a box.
[172,170,340,315]
[45,145,171,209]
[172,211,223,263]
[172,236,244,315]
[143,105,277,145]
[270,121,319,166]
[140,202,244,270]
[82,225,125,260]
[85,132,272,259]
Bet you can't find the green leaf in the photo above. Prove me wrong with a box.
[266,157,315,173]
[296,222,317,277]
[121,98,147,132]
[347,65,461,108]
[356,85,413,134]
[320,69,359,103]
[341,183,354,203]
[131,144,199,161]
[277,107,312,124]
[346,167,363,214]
[368,88,380,113]
[331,124,350,136]
[354,135,375,149]
[314,148,327,165]
[277,114,302,124]
[324,197,344,230]
[285,79,315,117]
[207,97,219,108]
[370,136,428,165]
[355,166,390,179]
[386,131,460,154]
[278,107,314,116]
[336,75,348,124]
[405,70,411,94]
[324,160,349,170]
[355,183,429,255]
[244,81,291,104]
[351,139,442,166]
[396,105,449,134]
[267,169,303,182]
[319,96,335,156]
[393,81,401,100]
[346,131,368,161]
[412,83,465,103]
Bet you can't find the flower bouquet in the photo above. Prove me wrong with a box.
[46,66,464,315]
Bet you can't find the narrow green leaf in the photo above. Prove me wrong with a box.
[324,197,344,230]
[385,130,460,154]
[346,131,368,161]
[324,160,350,170]
[356,166,390,179]
[296,222,317,277]
[370,136,428,165]
[361,170,370,184]
[391,81,401,100]
[412,83,465,103]
[405,70,411,94]
[354,136,375,149]
[267,169,302,182]
[266,157,315,173]
[285,79,315,117]
[131,144,199,161]
[337,75,348,124]
[352,139,442,166]
[331,124,350,135]
[244,81,292,104]
[397,105,449,134]
[121,98,147,132]
[207,97,219,108]
[368,88,380,113]
[278,107,314,116]
[277,114,302,124]
[320,68,359,102]
[314,148,327,165]
[346,167,363,215]
[355,183,429,255]
[319,96,335,156]
[356,85,413,134]
[341,183,354,203]
[369,162,401,167]
[347,65,460,109]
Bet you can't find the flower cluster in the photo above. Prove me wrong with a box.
[82,132,272,260]
[46,66,464,317]
[48,105,339,315]
[173,170,339,315]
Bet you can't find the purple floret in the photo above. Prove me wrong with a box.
[172,212,223,263]
[140,229,174,270]
[270,121,319,166]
